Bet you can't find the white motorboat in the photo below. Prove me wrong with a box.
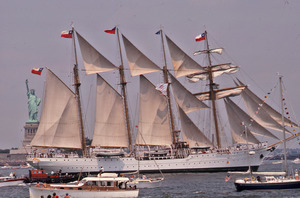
[29,173,139,198]
[0,173,25,187]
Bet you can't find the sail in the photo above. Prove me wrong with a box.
[239,85,297,132]
[193,48,224,56]
[224,98,260,144]
[165,35,205,78]
[76,31,118,75]
[30,68,82,149]
[169,74,208,113]
[224,98,279,141]
[195,86,246,101]
[188,64,239,82]
[177,106,213,147]
[91,74,128,148]
[136,75,172,146]
[122,34,161,76]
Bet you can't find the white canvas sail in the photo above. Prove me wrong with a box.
[136,75,172,146]
[240,86,297,133]
[76,31,118,75]
[91,74,128,148]
[122,34,161,76]
[165,35,205,78]
[195,86,246,101]
[224,98,260,144]
[169,74,208,113]
[188,64,239,82]
[30,68,82,149]
[177,106,213,147]
[224,98,279,141]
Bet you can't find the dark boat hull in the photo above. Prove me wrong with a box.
[235,180,300,191]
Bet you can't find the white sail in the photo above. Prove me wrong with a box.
[136,75,172,146]
[177,106,213,147]
[122,35,161,76]
[165,35,205,78]
[193,48,223,56]
[224,98,260,144]
[169,74,208,113]
[188,64,239,82]
[30,68,82,149]
[196,86,246,101]
[91,74,128,148]
[76,31,118,75]
[239,85,297,132]
[224,98,279,141]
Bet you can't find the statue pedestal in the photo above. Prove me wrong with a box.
[23,122,39,147]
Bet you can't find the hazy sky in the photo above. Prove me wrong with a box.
[1,0,300,149]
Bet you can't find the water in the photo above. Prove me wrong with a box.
[1,161,300,198]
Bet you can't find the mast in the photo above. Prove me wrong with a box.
[72,26,87,156]
[116,28,132,152]
[205,31,221,148]
[279,75,288,174]
[160,29,176,145]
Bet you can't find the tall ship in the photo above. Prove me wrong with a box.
[26,27,299,174]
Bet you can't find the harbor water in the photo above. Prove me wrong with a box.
[1,160,300,198]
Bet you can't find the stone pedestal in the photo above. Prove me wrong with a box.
[23,122,39,147]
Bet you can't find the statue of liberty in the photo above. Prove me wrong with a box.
[25,79,41,122]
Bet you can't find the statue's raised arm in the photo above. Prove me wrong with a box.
[25,79,41,122]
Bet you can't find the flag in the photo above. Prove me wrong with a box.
[195,32,206,42]
[31,68,44,75]
[225,174,231,182]
[61,30,73,38]
[155,30,161,35]
[104,27,116,34]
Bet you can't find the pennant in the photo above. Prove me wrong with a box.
[61,30,73,38]
[195,32,206,42]
[104,27,116,34]
[155,30,161,35]
[31,68,44,75]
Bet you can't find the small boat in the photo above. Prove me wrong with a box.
[24,169,80,184]
[29,173,139,198]
[293,158,300,164]
[235,175,300,191]
[234,75,300,191]
[127,174,163,188]
[0,172,25,187]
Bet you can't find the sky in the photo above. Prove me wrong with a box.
[1,0,300,149]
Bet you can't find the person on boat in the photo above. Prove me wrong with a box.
[64,193,70,198]
[98,166,104,177]
[52,192,58,198]
[295,169,299,180]
[257,176,261,182]
[47,195,51,198]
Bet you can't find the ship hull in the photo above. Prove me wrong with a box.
[235,180,300,191]
[29,187,139,198]
[27,148,269,174]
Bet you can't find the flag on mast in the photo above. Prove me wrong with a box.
[61,30,73,38]
[31,68,44,75]
[195,32,206,42]
[104,27,116,34]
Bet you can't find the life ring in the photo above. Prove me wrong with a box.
[244,177,248,181]
[251,176,255,181]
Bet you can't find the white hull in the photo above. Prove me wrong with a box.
[29,187,139,198]
[27,148,269,174]
[0,179,24,187]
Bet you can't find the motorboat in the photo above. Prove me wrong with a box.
[0,172,25,187]
[29,173,139,198]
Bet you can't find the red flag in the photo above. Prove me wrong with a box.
[195,32,206,42]
[104,27,116,34]
[61,30,73,38]
[31,68,44,75]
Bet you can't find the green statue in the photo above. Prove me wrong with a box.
[25,79,41,122]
